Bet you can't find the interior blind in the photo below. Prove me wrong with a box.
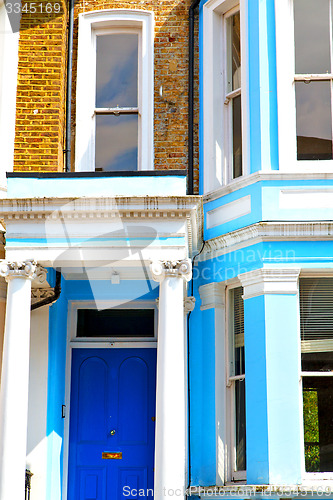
[300,278,333,352]
[233,286,244,348]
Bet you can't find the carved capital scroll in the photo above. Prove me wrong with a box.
[0,260,37,282]
[151,259,192,283]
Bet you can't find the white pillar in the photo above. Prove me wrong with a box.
[0,260,37,500]
[151,260,192,500]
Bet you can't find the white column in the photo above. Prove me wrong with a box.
[0,260,37,500]
[151,260,192,500]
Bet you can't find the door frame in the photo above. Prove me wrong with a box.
[61,300,158,500]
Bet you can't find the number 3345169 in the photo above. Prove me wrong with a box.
[6,3,61,14]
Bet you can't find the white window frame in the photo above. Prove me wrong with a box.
[299,276,333,481]
[275,0,333,173]
[226,283,246,482]
[202,0,248,194]
[75,9,154,172]
[0,0,20,188]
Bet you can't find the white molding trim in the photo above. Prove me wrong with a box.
[199,282,225,310]
[206,195,251,228]
[238,268,300,299]
[75,9,154,172]
[202,0,248,193]
[203,171,333,203]
[200,221,333,261]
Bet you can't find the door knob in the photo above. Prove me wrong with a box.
[110,429,116,436]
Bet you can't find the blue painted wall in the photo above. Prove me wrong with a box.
[46,275,68,500]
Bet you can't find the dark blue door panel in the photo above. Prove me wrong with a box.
[68,349,156,500]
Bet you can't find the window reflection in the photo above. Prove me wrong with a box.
[233,95,242,177]
[294,0,330,75]
[95,114,138,171]
[96,34,138,108]
[232,12,241,91]
[295,81,332,160]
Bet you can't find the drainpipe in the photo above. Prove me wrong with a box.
[188,0,200,195]
[65,0,75,172]
[31,270,62,311]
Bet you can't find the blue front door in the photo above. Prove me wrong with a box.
[67,348,156,500]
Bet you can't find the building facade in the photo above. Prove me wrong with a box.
[0,0,333,500]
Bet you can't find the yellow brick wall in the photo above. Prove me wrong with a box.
[14,0,68,172]
[14,0,199,193]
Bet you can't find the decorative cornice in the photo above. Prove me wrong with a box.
[151,259,192,282]
[238,268,301,299]
[199,282,225,310]
[201,221,333,261]
[0,196,202,222]
[0,260,37,282]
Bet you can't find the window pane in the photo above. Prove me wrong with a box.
[235,379,246,471]
[294,0,331,74]
[296,81,332,160]
[95,114,138,171]
[302,352,333,371]
[233,95,243,178]
[231,12,241,91]
[96,33,138,108]
[77,309,154,338]
[303,377,333,472]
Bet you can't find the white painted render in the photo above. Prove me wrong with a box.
[26,307,49,500]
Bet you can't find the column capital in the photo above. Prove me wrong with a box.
[199,282,225,310]
[238,268,301,300]
[0,260,37,282]
[151,259,192,283]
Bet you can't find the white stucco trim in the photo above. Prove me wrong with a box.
[206,195,251,228]
[238,268,300,299]
[202,0,248,193]
[75,9,154,172]
[200,221,333,261]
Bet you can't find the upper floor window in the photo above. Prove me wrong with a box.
[203,0,246,193]
[225,9,242,179]
[95,31,139,171]
[75,10,154,173]
[300,278,333,475]
[276,0,333,171]
[294,0,333,161]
